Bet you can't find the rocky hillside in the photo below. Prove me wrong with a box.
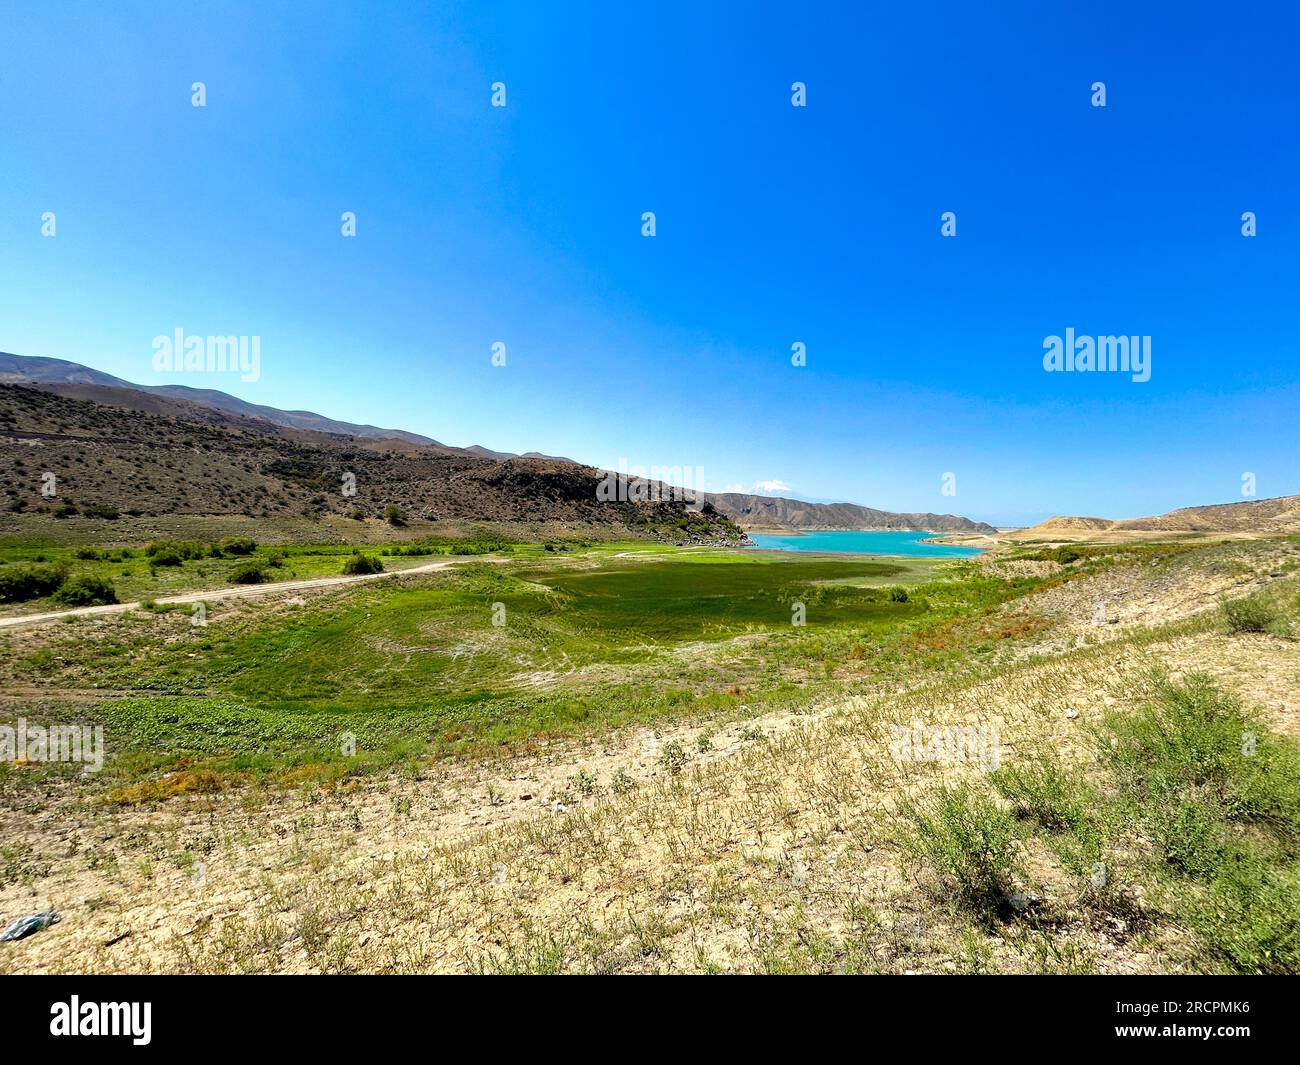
[0,384,743,542]
[1020,495,1300,537]
[705,492,996,533]
[0,352,573,460]
[1114,495,1300,533]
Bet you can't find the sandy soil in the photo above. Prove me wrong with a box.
[1,540,1296,974]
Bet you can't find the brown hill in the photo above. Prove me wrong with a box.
[0,384,742,542]
[0,352,575,461]
[1114,495,1300,533]
[1030,516,1117,532]
[1018,496,1300,538]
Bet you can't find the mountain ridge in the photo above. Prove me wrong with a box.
[1,351,995,533]
[1018,495,1300,537]
[702,492,996,534]
[0,353,574,462]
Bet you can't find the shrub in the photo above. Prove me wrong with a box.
[1103,672,1300,874]
[342,553,384,576]
[149,549,184,567]
[992,761,1093,835]
[888,586,909,603]
[896,783,1023,915]
[384,505,406,527]
[74,547,103,560]
[82,502,120,519]
[1221,594,1278,634]
[0,563,69,603]
[51,503,78,519]
[218,537,257,556]
[1054,546,1081,565]
[50,575,118,606]
[228,560,270,584]
[1191,855,1300,975]
[146,540,206,561]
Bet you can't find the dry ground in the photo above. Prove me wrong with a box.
[1,540,1296,974]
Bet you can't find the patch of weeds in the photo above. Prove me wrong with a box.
[896,782,1023,919]
[1221,593,1282,635]
[658,740,689,774]
[1101,672,1300,971]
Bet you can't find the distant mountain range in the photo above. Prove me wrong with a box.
[702,492,996,534]
[0,351,994,533]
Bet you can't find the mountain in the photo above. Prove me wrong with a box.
[1019,495,1300,537]
[704,492,996,533]
[1,352,995,533]
[0,383,743,542]
[0,353,573,461]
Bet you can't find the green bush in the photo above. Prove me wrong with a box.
[228,561,270,585]
[82,502,120,519]
[219,537,258,556]
[1221,594,1278,634]
[992,761,1094,834]
[146,540,206,561]
[1054,546,1081,565]
[1191,855,1300,975]
[0,563,69,603]
[1104,673,1300,871]
[888,587,909,603]
[149,549,184,567]
[74,547,103,560]
[50,575,118,606]
[897,783,1022,915]
[342,553,384,576]
[384,505,406,527]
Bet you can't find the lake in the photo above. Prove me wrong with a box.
[747,530,984,557]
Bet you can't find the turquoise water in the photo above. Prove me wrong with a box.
[747,530,984,557]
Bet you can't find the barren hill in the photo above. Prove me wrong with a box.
[2,353,995,535]
[1018,495,1300,538]
[0,352,575,461]
[0,384,742,542]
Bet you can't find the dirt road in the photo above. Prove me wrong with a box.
[0,558,465,630]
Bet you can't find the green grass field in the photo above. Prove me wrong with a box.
[0,542,1064,793]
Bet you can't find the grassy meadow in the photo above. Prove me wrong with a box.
[1,537,1040,789]
[2,527,1298,974]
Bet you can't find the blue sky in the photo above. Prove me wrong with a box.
[2,1,1297,526]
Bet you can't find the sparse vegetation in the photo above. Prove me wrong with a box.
[1221,592,1279,634]
[897,783,1023,917]
[1,521,1297,974]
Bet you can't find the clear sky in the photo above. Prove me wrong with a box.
[2,1,1297,526]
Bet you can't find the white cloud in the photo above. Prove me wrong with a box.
[751,479,792,494]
